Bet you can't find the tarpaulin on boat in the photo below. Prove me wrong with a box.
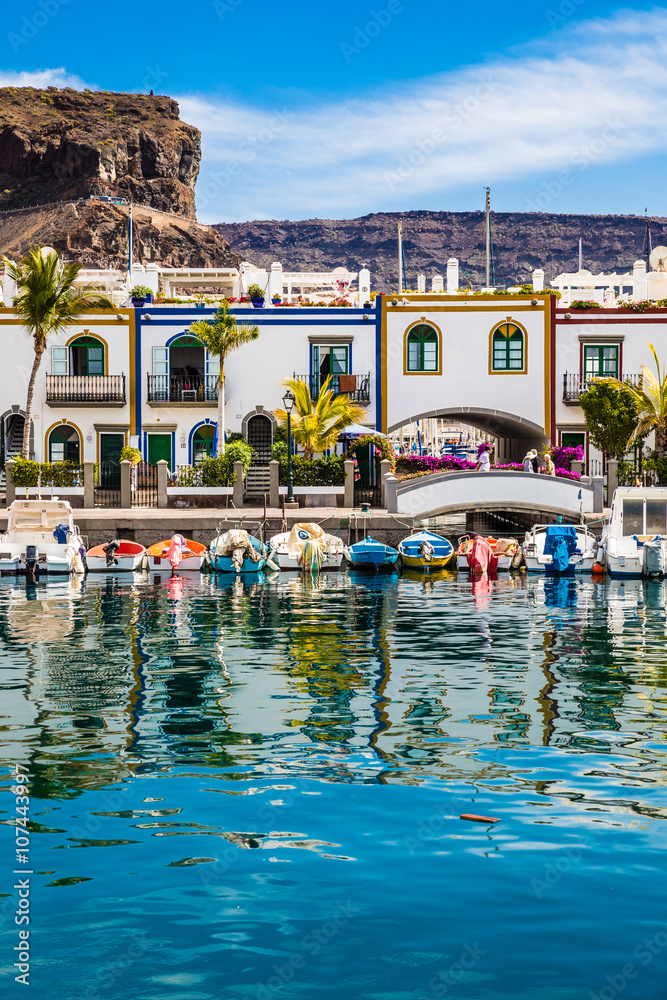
[468,535,498,573]
[544,525,578,573]
[287,523,327,572]
[217,529,261,572]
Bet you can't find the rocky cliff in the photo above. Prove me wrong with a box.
[213,210,667,290]
[0,87,239,269]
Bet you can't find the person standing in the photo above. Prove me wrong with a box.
[531,450,541,474]
[544,452,556,476]
[476,447,491,472]
[523,450,534,473]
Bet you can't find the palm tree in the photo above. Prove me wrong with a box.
[4,248,112,459]
[188,303,260,455]
[597,343,667,456]
[274,375,367,460]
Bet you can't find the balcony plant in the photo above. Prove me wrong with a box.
[3,247,112,459]
[187,304,260,455]
[120,446,142,466]
[130,284,152,306]
[247,283,265,308]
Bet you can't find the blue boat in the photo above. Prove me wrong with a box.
[344,536,399,570]
[210,528,266,574]
[398,529,455,573]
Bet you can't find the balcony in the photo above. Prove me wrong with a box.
[292,373,371,404]
[562,372,642,404]
[147,374,218,405]
[46,374,126,406]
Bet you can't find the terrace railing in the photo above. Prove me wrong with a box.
[147,374,219,403]
[562,372,642,403]
[46,374,126,405]
[292,372,371,403]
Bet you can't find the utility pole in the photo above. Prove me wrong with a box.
[128,202,133,288]
[485,188,491,289]
[397,218,403,294]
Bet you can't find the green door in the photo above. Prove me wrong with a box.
[100,433,124,488]
[148,434,171,466]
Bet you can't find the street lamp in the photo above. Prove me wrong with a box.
[282,390,295,504]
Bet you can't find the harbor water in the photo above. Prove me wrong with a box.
[1,569,666,999]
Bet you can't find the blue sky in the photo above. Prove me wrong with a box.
[1,0,665,222]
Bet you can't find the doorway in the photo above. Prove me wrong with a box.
[247,414,273,465]
[99,433,124,488]
[147,434,172,466]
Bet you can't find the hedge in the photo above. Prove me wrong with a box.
[173,441,253,487]
[10,458,83,488]
[280,456,346,486]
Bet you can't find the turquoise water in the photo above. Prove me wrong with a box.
[1,570,666,999]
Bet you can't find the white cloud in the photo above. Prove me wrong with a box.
[0,67,91,90]
[176,8,667,222]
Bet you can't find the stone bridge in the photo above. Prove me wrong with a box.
[385,470,601,519]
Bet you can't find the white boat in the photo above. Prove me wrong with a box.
[86,538,147,572]
[601,487,667,577]
[268,523,345,572]
[0,499,85,575]
[522,523,597,574]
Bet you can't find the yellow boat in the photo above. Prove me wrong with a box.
[398,530,455,573]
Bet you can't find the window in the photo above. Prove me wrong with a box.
[70,336,104,375]
[312,345,349,379]
[51,346,68,375]
[491,322,525,372]
[584,345,618,379]
[152,346,169,376]
[193,425,216,463]
[561,432,585,450]
[48,425,80,463]
[406,324,439,372]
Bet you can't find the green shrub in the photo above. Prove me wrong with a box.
[279,456,345,486]
[130,285,152,299]
[10,458,83,487]
[247,283,265,300]
[175,440,254,486]
[120,446,142,465]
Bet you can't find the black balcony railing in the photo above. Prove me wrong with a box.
[147,374,219,403]
[562,372,642,403]
[292,373,371,403]
[46,374,126,404]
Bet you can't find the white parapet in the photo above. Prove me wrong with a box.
[432,274,444,293]
[446,258,459,293]
[633,260,647,301]
[417,273,426,293]
[532,268,544,292]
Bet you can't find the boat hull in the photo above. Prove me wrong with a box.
[524,554,595,574]
[213,554,266,574]
[344,538,399,570]
[400,552,456,572]
[87,553,146,573]
[271,550,343,571]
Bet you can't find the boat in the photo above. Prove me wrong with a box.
[457,534,520,571]
[522,523,596,574]
[0,499,85,575]
[344,536,399,570]
[146,535,210,572]
[398,529,455,572]
[86,538,147,572]
[268,523,345,572]
[600,486,667,577]
[210,527,266,574]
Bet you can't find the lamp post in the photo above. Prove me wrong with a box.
[283,390,295,504]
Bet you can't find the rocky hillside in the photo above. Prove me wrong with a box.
[0,87,238,269]
[214,211,667,290]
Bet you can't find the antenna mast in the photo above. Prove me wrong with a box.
[128,202,133,286]
[485,188,491,289]
[397,218,403,294]
[578,238,582,272]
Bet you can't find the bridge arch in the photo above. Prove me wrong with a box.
[388,407,547,462]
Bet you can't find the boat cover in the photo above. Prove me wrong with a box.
[218,530,261,572]
[166,534,186,570]
[544,525,578,573]
[286,523,328,572]
[468,535,498,573]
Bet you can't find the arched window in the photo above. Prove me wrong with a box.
[193,424,216,464]
[169,335,205,382]
[70,336,104,375]
[49,425,80,463]
[406,324,439,372]
[491,322,525,372]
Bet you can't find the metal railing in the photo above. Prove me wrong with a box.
[292,372,371,403]
[147,374,218,403]
[562,372,642,403]
[46,374,126,404]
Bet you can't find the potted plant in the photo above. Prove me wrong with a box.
[247,283,265,308]
[130,284,152,307]
[272,293,281,305]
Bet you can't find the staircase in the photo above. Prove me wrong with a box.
[244,465,271,503]
[1,417,24,486]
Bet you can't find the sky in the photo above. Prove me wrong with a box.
[1,0,665,223]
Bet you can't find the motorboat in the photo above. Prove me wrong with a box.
[146,535,210,572]
[86,538,147,572]
[457,535,520,571]
[398,529,455,572]
[0,499,85,575]
[522,523,596,574]
[344,536,399,570]
[600,487,667,577]
[210,527,266,574]
[268,523,345,572]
